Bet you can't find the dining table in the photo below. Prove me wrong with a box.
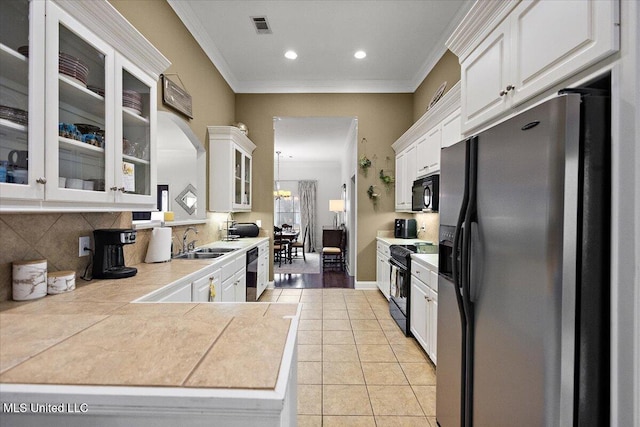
[277,230,299,264]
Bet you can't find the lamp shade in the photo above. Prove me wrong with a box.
[329,199,345,212]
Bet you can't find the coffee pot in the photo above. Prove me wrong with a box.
[92,229,138,279]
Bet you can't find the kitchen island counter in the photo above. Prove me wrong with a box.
[0,238,299,427]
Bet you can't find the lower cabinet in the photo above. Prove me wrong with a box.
[257,241,269,299]
[192,268,222,302]
[410,266,438,365]
[220,253,247,302]
[376,240,391,300]
[155,280,192,302]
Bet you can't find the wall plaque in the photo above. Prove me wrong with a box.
[161,74,193,119]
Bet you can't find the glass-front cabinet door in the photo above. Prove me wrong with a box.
[234,148,243,206]
[115,55,156,204]
[45,2,114,203]
[232,147,251,210]
[244,154,251,206]
[0,0,45,200]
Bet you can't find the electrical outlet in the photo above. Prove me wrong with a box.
[79,236,91,257]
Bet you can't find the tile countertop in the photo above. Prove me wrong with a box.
[376,236,435,246]
[0,236,300,391]
[411,254,439,271]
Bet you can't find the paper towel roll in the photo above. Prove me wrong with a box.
[145,227,172,263]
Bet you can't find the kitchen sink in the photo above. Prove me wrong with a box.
[173,252,225,260]
[195,247,238,254]
[173,246,239,260]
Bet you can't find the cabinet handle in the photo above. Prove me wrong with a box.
[110,186,118,191]
[506,84,515,92]
[118,187,126,192]
[499,89,507,97]
[36,177,46,184]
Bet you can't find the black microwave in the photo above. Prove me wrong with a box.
[412,175,439,212]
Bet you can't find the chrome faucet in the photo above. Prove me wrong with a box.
[182,226,198,253]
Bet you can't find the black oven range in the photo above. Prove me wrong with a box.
[388,244,417,336]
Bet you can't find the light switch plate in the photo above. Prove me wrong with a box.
[79,236,91,257]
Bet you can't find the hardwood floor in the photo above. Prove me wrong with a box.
[274,270,354,289]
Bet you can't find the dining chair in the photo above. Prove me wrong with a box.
[273,226,289,267]
[291,225,308,261]
[322,228,345,270]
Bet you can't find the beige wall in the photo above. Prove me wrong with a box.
[413,50,461,122]
[235,93,413,281]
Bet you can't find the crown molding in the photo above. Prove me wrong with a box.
[234,79,414,94]
[207,126,256,153]
[446,0,520,62]
[410,0,475,90]
[55,0,170,80]
[392,81,461,152]
[167,0,239,91]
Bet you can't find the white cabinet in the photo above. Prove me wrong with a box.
[375,240,391,300]
[425,285,437,364]
[208,126,256,212]
[220,252,247,302]
[440,108,462,149]
[0,0,169,211]
[410,278,429,352]
[410,258,438,364]
[416,126,441,178]
[257,241,269,299]
[192,267,222,302]
[454,0,619,132]
[394,144,416,211]
[144,279,192,303]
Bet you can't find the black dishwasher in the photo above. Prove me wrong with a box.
[246,247,259,301]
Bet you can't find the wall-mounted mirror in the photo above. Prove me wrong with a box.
[134,111,206,228]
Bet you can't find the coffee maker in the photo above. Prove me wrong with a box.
[93,229,137,279]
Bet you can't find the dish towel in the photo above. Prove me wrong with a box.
[390,264,399,298]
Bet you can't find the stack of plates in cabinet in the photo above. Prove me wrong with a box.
[122,90,142,115]
[18,47,89,87]
[58,52,89,87]
[0,105,28,126]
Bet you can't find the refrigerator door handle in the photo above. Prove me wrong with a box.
[452,138,471,427]
[460,136,478,427]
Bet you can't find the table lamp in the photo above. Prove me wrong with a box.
[329,199,345,228]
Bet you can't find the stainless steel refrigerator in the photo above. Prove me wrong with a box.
[436,89,610,427]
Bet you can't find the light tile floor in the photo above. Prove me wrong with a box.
[259,288,437,427]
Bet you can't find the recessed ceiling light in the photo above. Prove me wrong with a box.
[354,50,367,59]
[284,50,297,60]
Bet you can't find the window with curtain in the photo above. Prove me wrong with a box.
[274,180,301,228]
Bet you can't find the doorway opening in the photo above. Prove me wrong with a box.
[272,116,358,287]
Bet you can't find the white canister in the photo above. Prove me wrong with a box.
[12,259,47,301]
[82,180,94,191]
[58,177,66,188]
[66,178,83,189]
[47,270,76,294]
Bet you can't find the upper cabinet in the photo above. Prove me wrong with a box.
[0,0,169,212]
[448,0,620,133]
[208,126,256,213]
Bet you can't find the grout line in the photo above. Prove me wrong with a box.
[180,316,234,386]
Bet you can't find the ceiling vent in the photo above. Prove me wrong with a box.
[251,16,272,34]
